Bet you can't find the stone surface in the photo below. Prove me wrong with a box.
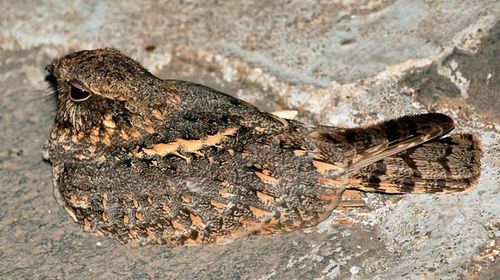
[0,1,499,279]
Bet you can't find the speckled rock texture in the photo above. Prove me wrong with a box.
[0,1,498,279]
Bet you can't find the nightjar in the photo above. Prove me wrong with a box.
[44,48,482,246]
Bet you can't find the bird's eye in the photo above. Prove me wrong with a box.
[69,84,91,102]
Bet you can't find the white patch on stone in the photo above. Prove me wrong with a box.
[222,64,237,82]
[437,60,470,99]
[350,266,360,275]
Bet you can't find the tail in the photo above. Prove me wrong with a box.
[347,134,482,193]
[310,113,482,193]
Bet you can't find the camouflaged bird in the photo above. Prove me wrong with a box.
[44,48,483,246]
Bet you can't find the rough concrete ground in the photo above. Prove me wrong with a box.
[1,1,499,279]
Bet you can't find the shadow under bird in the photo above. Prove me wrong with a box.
[44,48,482,246]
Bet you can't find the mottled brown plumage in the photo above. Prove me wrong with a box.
[44,48,483,246]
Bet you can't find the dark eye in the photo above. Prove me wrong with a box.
[69,84,91,102]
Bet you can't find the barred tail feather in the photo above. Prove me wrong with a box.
[311,113,456,175]
[347,134,482,194]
